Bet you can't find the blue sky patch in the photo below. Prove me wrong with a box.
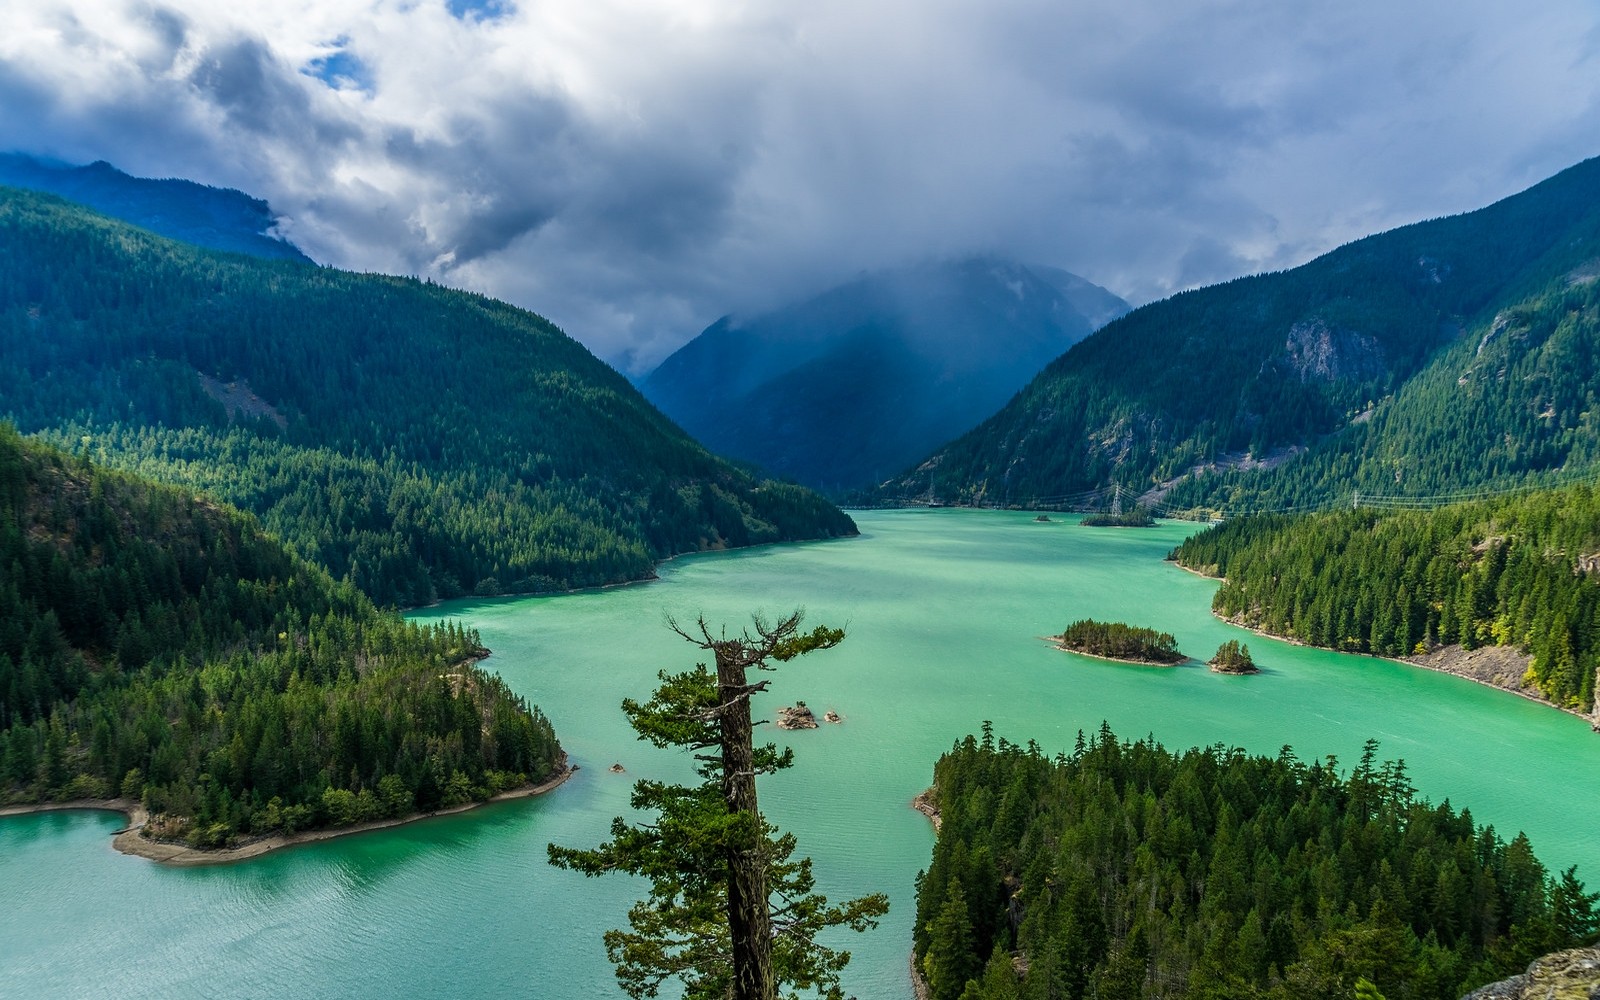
[305,43,373,94]
[447,0,513,23]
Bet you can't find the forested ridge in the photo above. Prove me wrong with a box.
[0,186,854,607]
[1171,485,1600,712]
[0,153,313,263]
[1166,248,1600,513]
[0,426,561,845]
[915,726,1598,1000]
[877,156,1600,510]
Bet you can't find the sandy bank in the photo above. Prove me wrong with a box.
[0,763,576,865]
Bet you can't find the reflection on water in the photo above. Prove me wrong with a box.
[4,510,1597,1000]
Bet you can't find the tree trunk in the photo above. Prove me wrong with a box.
[717,645,775,1000]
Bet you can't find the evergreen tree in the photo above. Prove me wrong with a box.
[915,726,1594,1000]
[549,612,887,1000]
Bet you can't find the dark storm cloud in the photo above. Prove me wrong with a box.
[5,1,1600,372]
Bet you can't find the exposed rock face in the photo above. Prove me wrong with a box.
[1283,318,1386,383]
[1459,946,1600,999]
[775,702,819,730]
[1403,644,1538,699]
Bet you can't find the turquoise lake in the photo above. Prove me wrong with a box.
[4,509,1597,998]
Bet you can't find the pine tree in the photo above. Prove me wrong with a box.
[548,611,887,1000]
[924,878,980,1000]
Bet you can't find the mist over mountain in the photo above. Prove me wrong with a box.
[877,156,1600,510]
[0,153,311,263]
[640,257,1127,494]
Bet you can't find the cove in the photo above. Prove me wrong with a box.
[4,509,1597,999]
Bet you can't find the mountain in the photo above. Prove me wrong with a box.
[640,257,1128,494]
[876,157,1600,508]
[0,152,312,263]
[0,424,562,841]
[0,186,854,607]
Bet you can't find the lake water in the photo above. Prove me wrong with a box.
[5,509,1597,999]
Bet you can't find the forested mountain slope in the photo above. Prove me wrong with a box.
[0,153,312,263]
[916,727,1598,1000]
[878,157,1600,507]
[642,257,1127,494]
[0,426,561,844]
[1164,260,1600,512]
[0,187,854,606]
[1171,484,1600,713]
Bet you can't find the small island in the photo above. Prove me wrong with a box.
[1079,507,1156,527]
[1208,639,1259,674]
[1054,619,1185,665]
[775,702,820,730]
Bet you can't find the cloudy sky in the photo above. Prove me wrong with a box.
[4,1,1600,373]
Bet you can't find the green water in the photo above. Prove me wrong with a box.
[5,510,1597,999]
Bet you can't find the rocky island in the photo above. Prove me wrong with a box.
[776,702,820,729]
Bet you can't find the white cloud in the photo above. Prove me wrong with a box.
[3,0,1599,372]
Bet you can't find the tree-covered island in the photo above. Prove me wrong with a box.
[1209,639,1259,674]
[1054,620,1185,665]
[1079,508,1157,528]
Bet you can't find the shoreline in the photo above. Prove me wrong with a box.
[908,792,938,1000]
[1167,559,1595,728]
[1042,636,1186,668]
[0,762,577,866]
[1212,613,1594,726]
[404,529,863,613]
[1395,649,1596,727]
[1168,559,1219,581]
[910,789,941,832]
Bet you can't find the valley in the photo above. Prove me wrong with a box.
[5,511,1596,998]
[5,142,1600,999]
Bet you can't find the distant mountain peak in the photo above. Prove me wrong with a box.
[0,152,312,264]
[640,255,1128,494]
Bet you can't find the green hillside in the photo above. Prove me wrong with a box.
[916,727,1597,1000]
[877,157,1600,509]
[0,187,854,606]
[1164,263,1600,513]
[1172,484,1600,712]
[0,426,561,844]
